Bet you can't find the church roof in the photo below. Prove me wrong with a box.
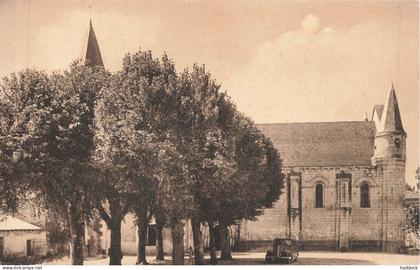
[0,216,44,231]
[256,121,376,167]
[85,20,104,67]
[378,85,405,134]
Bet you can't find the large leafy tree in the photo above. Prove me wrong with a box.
[403,203,419,239]
[0,63,107,265]
[94,50,197,265]
[93,67,164,264]
[402,169,419,241]
[0,69,55,214]
[218,119,283,260]
[121,51,197,265]
[172,66,238,264]
[93,71,142,265]
[0,85,27,214]
[141,62,284,264]
[197,110,283,262]
[154,142,197,265]
[117,52,232,265]
[169,66,284,263]
[118,51,181,265]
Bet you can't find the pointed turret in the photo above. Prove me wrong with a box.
[371,83,407,253]
[378,83,405,134]
[371,105,384,129]
[371,105,384,121]
[372,83,406,163]
[85,20,104,67]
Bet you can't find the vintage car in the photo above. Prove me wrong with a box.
[265,238,299,264]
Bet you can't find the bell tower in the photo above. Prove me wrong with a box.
[372,84,406,252]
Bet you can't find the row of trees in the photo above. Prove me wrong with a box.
[0,50,284,265]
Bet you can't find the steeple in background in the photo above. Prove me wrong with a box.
[85,20,104,67]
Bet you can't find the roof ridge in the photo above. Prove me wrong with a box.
[0,216,43,231]
[14,215,44,229]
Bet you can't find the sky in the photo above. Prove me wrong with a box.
[0,0,418,186]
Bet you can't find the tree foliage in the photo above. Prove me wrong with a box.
[95,50,284,263]
[0,49,284,265]
[0,99,24,214]
[403,203,419,239]
[0,62,107,264]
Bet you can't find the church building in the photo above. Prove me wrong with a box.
[84,21,407,254]
[242,87,407,253]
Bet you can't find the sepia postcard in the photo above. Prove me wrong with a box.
[0,0,418,268]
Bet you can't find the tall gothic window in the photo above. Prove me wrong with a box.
[315,183,324,208]
[360,182,370,208]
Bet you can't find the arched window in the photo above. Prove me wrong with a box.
[360,182,370,208]
[315,183,324,208]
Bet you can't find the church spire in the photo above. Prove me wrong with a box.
[85,20,104,67]
[378,83,405,134]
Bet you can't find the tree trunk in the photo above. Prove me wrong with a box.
[109,220,122,265]
[219,223,233,260]
[155,218,165,261]
[208,222,218,265]
[191,218,204,265]
[135,206,149,265]
[171,221,184,265]
[67,206,85,265]
[96,199,127,265]
[236,223,241,249]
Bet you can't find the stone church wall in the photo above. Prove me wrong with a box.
[300,169,337,250]
[239,192,288,250]
[239,166,398,252]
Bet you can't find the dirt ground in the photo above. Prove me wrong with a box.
[42,251,419,265]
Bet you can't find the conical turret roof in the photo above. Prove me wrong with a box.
[378,84,405,134]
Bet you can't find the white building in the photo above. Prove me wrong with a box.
[0,216,47,259]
